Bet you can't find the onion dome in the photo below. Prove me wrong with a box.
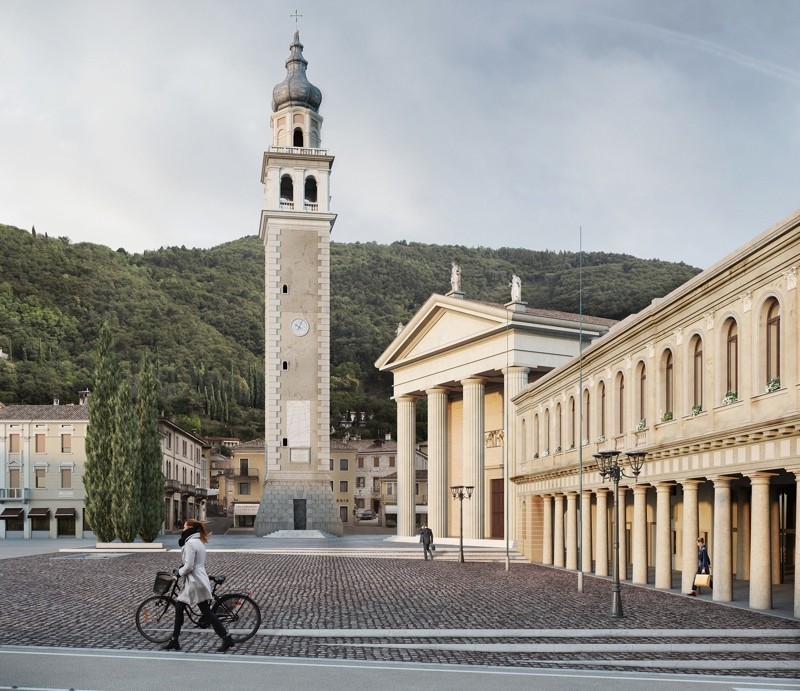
[271,30,322,113]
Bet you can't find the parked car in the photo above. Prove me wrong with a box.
[360,509,375,520]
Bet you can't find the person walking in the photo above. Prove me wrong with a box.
[163,519,234,652]
[420,524,434,560]
[689,537,711,596]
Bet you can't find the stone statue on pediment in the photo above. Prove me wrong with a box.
[450,262,462,293]
[510,274,522,303]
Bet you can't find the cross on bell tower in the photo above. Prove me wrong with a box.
[254,31,342,536]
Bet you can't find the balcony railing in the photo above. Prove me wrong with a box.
[180,483,195,497]
[0,488,30,503]
[233,469,260,479]
[269,145,328,156]
[165,478,181,493]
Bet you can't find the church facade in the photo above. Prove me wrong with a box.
[381,209,800,618]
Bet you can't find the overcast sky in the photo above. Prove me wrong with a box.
[1,1,798,268]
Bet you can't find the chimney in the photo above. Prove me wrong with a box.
[385,432,392,441]
[53,397,59,406]
[78,389,90,405]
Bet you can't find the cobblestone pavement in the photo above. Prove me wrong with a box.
[1,550,798,678]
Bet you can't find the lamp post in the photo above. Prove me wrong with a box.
[594,450,647,618]
[450,485,474,563]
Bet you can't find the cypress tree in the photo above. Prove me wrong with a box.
[111,378,141,542]
[84,322,118,542]
[137,352,166,542]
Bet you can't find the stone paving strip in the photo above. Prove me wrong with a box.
[1,551,798,678]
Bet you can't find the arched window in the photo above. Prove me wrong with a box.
[583,389,590,443]
[766,299,781,385]
[293,127,304,147]
[599,381,606,438]
[304,176,318,206]
[616,372,625,435]
[533,414,540,457]
[725,319,738,396]
[637,362,647,425]
[663,349,673,416]
[521,418,527,462]
[692,336,703,410]
[280,174,294,205]
[544,409,550,453]
[568,397,575,449]
[555,402,562,450]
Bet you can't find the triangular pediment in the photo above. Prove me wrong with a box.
[376,295,506,370]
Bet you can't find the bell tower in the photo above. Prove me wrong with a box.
[254,31,343,536]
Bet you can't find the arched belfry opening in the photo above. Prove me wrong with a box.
[304,176,318,206]
[293,128,304,147]
[280,175,294,205]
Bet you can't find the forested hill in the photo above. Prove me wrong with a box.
[0,223,700,440]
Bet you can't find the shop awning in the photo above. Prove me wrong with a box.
[28,507,50,518]
[233,503,259,516]
[54,507,76,518]
[0,508,23,519]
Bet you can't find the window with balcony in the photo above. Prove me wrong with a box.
[280,174,294,207]
[240,459,249,476]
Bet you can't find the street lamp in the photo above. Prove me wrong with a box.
[450,485,474,563]
[594,450,647,618]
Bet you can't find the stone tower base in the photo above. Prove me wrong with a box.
[254,480,343,537]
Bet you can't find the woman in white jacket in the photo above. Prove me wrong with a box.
[163,519,234,652]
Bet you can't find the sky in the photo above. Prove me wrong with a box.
[1,1,798,268]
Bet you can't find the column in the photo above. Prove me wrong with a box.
[736,488,749,580]
[503,366,530,544]
[749,473,773,610]
[461,377,485,539]
[655,482,673,589]
[396,395,417,537]
[581,489,593,574]
[712,476,734,602]
[632,484,648,584]
[542,494,554,565]
[770,491,781,585]
[617,486,628,580]
[793,472,800,619]
[595,488,609,576]
[681,480,701,595]
[566,492,578,570]
[553,493,565,567]
[426,387,448,538]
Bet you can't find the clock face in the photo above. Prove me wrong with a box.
[290,318,309,337]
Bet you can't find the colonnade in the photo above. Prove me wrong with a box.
[532,471,800,616]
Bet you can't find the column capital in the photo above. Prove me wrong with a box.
[655,481,674,492]
[680,479,703,490]
[710,475,738,487]
[460,376,486,387]
[747,472,777,486]
[502,365,530,377]
[425,386,449,396]
[632,484,649,496]
[395,394,419,403]
[594,487,610,496]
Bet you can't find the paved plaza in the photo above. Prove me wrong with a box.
[0,533,798,680]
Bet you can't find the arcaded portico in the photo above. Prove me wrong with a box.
[376,287,614,541]
[513,210,800,617]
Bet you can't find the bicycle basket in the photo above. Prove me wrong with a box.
[153,571,173,595]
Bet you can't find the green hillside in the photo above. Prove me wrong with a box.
[0,224,700,440]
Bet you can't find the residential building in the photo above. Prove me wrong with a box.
[0,400,89,538]
[380,469,428,529]
[330,439,357,525]
[160,419,208,531]
[222,439,265,529]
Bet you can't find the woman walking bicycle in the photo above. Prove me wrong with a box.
[164,519,234,652]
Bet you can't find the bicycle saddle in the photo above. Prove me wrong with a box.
[210,575,226,584]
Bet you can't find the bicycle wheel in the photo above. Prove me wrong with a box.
[135,595,177,644]
[213,593,261,643]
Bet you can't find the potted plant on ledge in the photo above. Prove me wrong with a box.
[765,377,780,393]
[723,391,738,405]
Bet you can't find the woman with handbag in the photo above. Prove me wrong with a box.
[689,537,711,596]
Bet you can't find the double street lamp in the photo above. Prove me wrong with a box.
[450,485,474,563]
[593,450,648,618]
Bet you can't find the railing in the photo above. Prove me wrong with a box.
[0,488,29,503]
[269,146,328,156]
[164,478,181,493]
[304,203,319,211]
[233,469,260,479]
[279,201,294,210]
[180,483,195,496]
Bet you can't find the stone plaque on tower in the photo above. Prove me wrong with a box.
[254,31,343,536]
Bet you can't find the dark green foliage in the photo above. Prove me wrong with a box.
[137,353,166,542]
[111,378,141,542]
[83,322,118,542]
[0,223,700,441]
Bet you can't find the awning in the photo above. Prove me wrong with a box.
[28,507,50,518]
[233,503,259,516]
[0,508,23,519]
[54,507,76,518]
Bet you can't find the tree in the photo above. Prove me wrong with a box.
[137,353,166,542]
[111,378,141,542]
[84,322,118,542]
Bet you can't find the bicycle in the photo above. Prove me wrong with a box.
[135,571,261,645]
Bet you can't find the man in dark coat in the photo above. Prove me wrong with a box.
[420,524,434,560]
